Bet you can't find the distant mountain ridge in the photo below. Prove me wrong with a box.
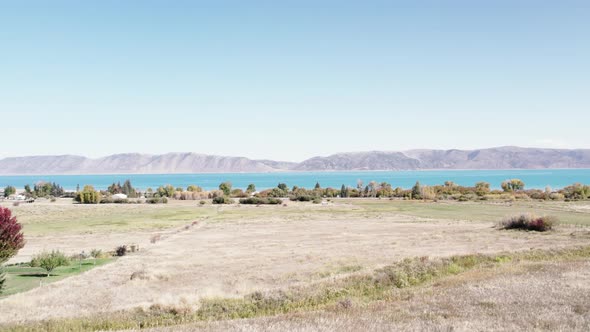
[295,147,590,171]
[1,147,590,175]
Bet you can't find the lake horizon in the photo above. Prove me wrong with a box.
[1,169,590,191]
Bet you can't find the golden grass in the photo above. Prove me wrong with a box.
[2,246,589,332]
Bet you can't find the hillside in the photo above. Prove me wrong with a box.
[296,147,590,171]
[0,153,277,175]
[1,147,590,174]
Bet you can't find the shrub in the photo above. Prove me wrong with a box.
[90,249,102,264]
[230,189,247,198]
[199,200,206,205]
[219,182,232,196]
[146,197,167,204]
[116,245,127,256]
[549,193,565,201]
[501,179,525,192]
[150,234,162,244]
[312,197,322,204]
[500,214,557,232]
[239,197,282,205]
[289,195,316,202]
[187,185,203,192]
[30,250,70,277]
[74,185,101,204]
[212,196,234,204]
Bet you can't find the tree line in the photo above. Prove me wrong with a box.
[4,178,590,204]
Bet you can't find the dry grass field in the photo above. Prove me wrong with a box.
[1,198,589,331]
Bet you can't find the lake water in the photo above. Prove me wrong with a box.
[1,169,589,191]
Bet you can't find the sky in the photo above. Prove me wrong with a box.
[1,0,589,162]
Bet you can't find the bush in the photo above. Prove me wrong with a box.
[146,197,168,204]
[90,249,102,258]
[239,197,282,205]
[289,195,316,202]
[230,189,247,198]
[312,197,322,204]
[212,196,234,204]
[74,185,101,204]
[150,234,162,244]
[116,245,127,256]
[500,214,557,232]
[199,200,206,205]
[30,250,70,277]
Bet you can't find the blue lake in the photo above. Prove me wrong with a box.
[1,169,589,191]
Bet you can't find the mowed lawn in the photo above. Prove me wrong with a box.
[1,258,114,298]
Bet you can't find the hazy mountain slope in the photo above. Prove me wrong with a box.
[293,151,421,171]
[0,155,90,175]
[256,159,299,170]
[296,147,590,171]
[404,147,590,169]
[0,153,278,174]
[1,147,590,174]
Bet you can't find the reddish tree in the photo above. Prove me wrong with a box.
[0,207,25,263]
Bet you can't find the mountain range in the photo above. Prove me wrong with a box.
[1,147,589,175]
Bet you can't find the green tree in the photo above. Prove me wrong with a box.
[340,184,348,198]
[219,182,232,196]
[122,180,137,197]
[3,186,16,197]
[501,179,525,192]
[314,182,321,190]
[246,184,256,193]
[411,181,422,200]
[157,185,175,198]
[74,185,101,204]
[475,182,491,196]
[30,250,69,277]
[108,182,122,194]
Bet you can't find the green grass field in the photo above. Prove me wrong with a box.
[1,258,114,297]
[9,204,214,236]
[344,199,590,225]
[5,198,590,237]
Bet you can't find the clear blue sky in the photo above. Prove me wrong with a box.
[1,0,588,161]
